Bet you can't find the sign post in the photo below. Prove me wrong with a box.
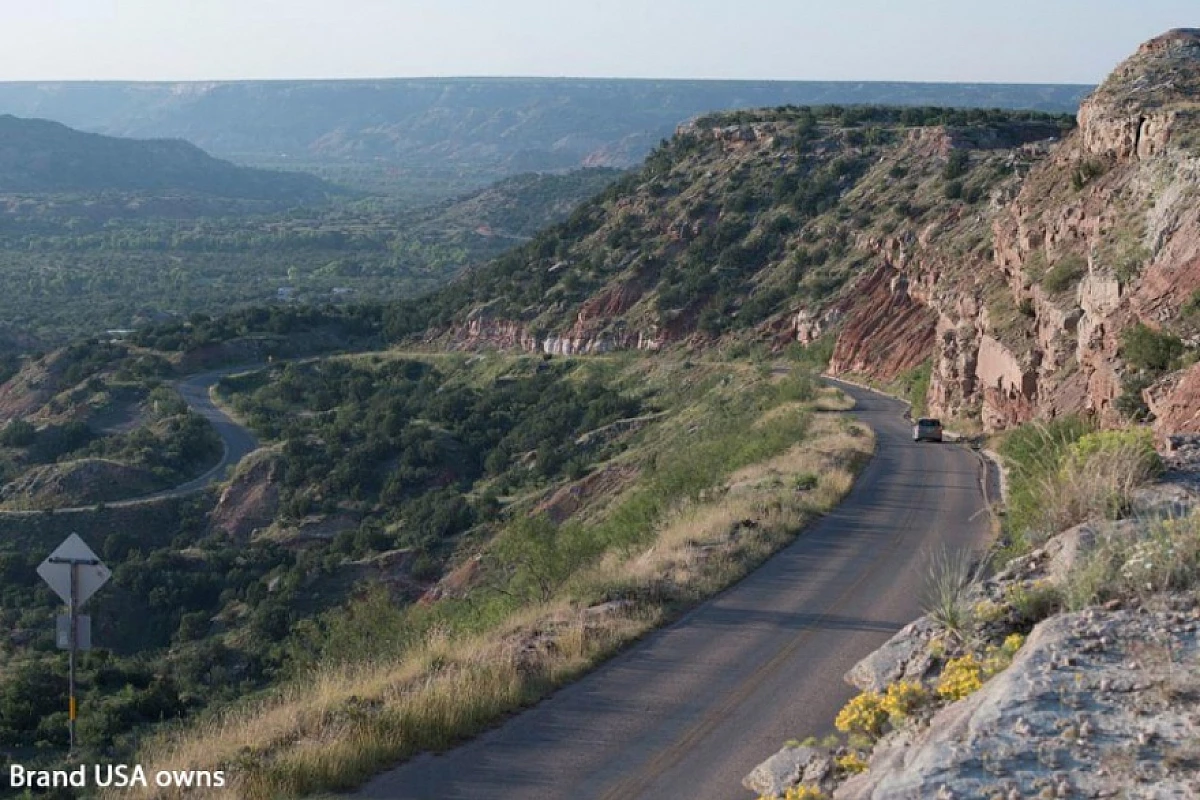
[37,534,110,752]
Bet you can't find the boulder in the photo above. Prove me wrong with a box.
[844,616,939,693]
[743,745,828,798]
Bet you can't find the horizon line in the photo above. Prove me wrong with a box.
[0,75,1097,88]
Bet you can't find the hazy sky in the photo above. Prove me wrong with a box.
[0,1,1195,84]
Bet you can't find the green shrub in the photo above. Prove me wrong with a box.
[786,333,836,370]
[999,416,1093,551]
[1042,254,1086,293]
[1115,372,1155,421]
[794,473,819,491]
[1071,157,1109,189]
[0,419,36,448]
[1003,424,1163,554]
[892,360,932,417]
[1065,513,1200,609]
[1121,323,1185,373]
[1005,580,1062,626]
[1064,429,1162,476]
[943,150,970,181]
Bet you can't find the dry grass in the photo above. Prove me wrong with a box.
[1035,436,1162,535]
[1064,511,1200,610]
[126,403,873,800]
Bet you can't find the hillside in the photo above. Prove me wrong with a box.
[371,31,1200,441]
[0,115,333,201]
[4,30,1200,800]
[386,106,1069,364]
[0,79,1091,199]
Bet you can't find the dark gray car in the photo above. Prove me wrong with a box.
[913,417,943,442]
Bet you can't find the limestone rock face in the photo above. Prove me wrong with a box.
[1079,29,1200,162]
[834,609,1200,800]
[827,29,1200,435]
[742,746,831,798]
[843,616,940,694]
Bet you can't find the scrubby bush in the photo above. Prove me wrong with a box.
[1064,513,1200,609]
[836,752,869,775]
[835,691,888,739]
[1005,580,1063,626]
[0,419,35,447]
[1042,254,1086,293]
[937,654,983,700]
[942,149,970,181]
[880,680,928,721]
[1048,429,1164,523]
[999,416,1093,550]
[1121,323,1185,373]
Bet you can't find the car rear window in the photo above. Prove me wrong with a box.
[917,418,941,426]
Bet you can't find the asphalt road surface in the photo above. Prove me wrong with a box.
[169,367,260,494]
[356,380,993,800]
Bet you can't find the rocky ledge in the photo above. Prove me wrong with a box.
[835,606,1199,799]
[745,480,1200,799]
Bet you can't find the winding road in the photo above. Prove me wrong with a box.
[168,367,260,494]
[0,366,259,515]
[355,380,994,800]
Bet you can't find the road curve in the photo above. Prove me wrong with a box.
[356,380,993,800]
[0,366,260,515]
[168,367,260,495]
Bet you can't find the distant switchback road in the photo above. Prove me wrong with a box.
[0,365,259,515]
[356,380,993,800]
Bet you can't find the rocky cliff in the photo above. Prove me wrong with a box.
[846,29,1200,435]
[417,30,1200,443]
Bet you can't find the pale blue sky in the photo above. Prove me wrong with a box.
[1,1,1195,83]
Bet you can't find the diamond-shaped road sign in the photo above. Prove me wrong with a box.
[37,534,111,608]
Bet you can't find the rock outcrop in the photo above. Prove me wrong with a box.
[820,29,1200,434]
[836,606,1200,799]
[208,448,282,540]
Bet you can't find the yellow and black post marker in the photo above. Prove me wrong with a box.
[48,554,98,753]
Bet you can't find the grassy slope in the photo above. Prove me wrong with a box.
[385,107,1069,354]
[128,358,872,799]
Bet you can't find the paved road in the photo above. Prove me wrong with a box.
[166,367,260,494]
[0,366,260,515]
[356,380,993,800]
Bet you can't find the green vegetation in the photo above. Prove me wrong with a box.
[1062,512,1200,611]
[133,362,872,798]
[1121,323,1186,373]
[1070,156,1109,190]
[0,347,873,797]
[998,419,1162,554]
[893,360,933,417]
[0,169,620,349]
[371,106,1069,349]
[786,334,837,371]
[1117,323,1189,420]
[217,357,641,559]
[0,362,221,508]
[1041,253,1087,293]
